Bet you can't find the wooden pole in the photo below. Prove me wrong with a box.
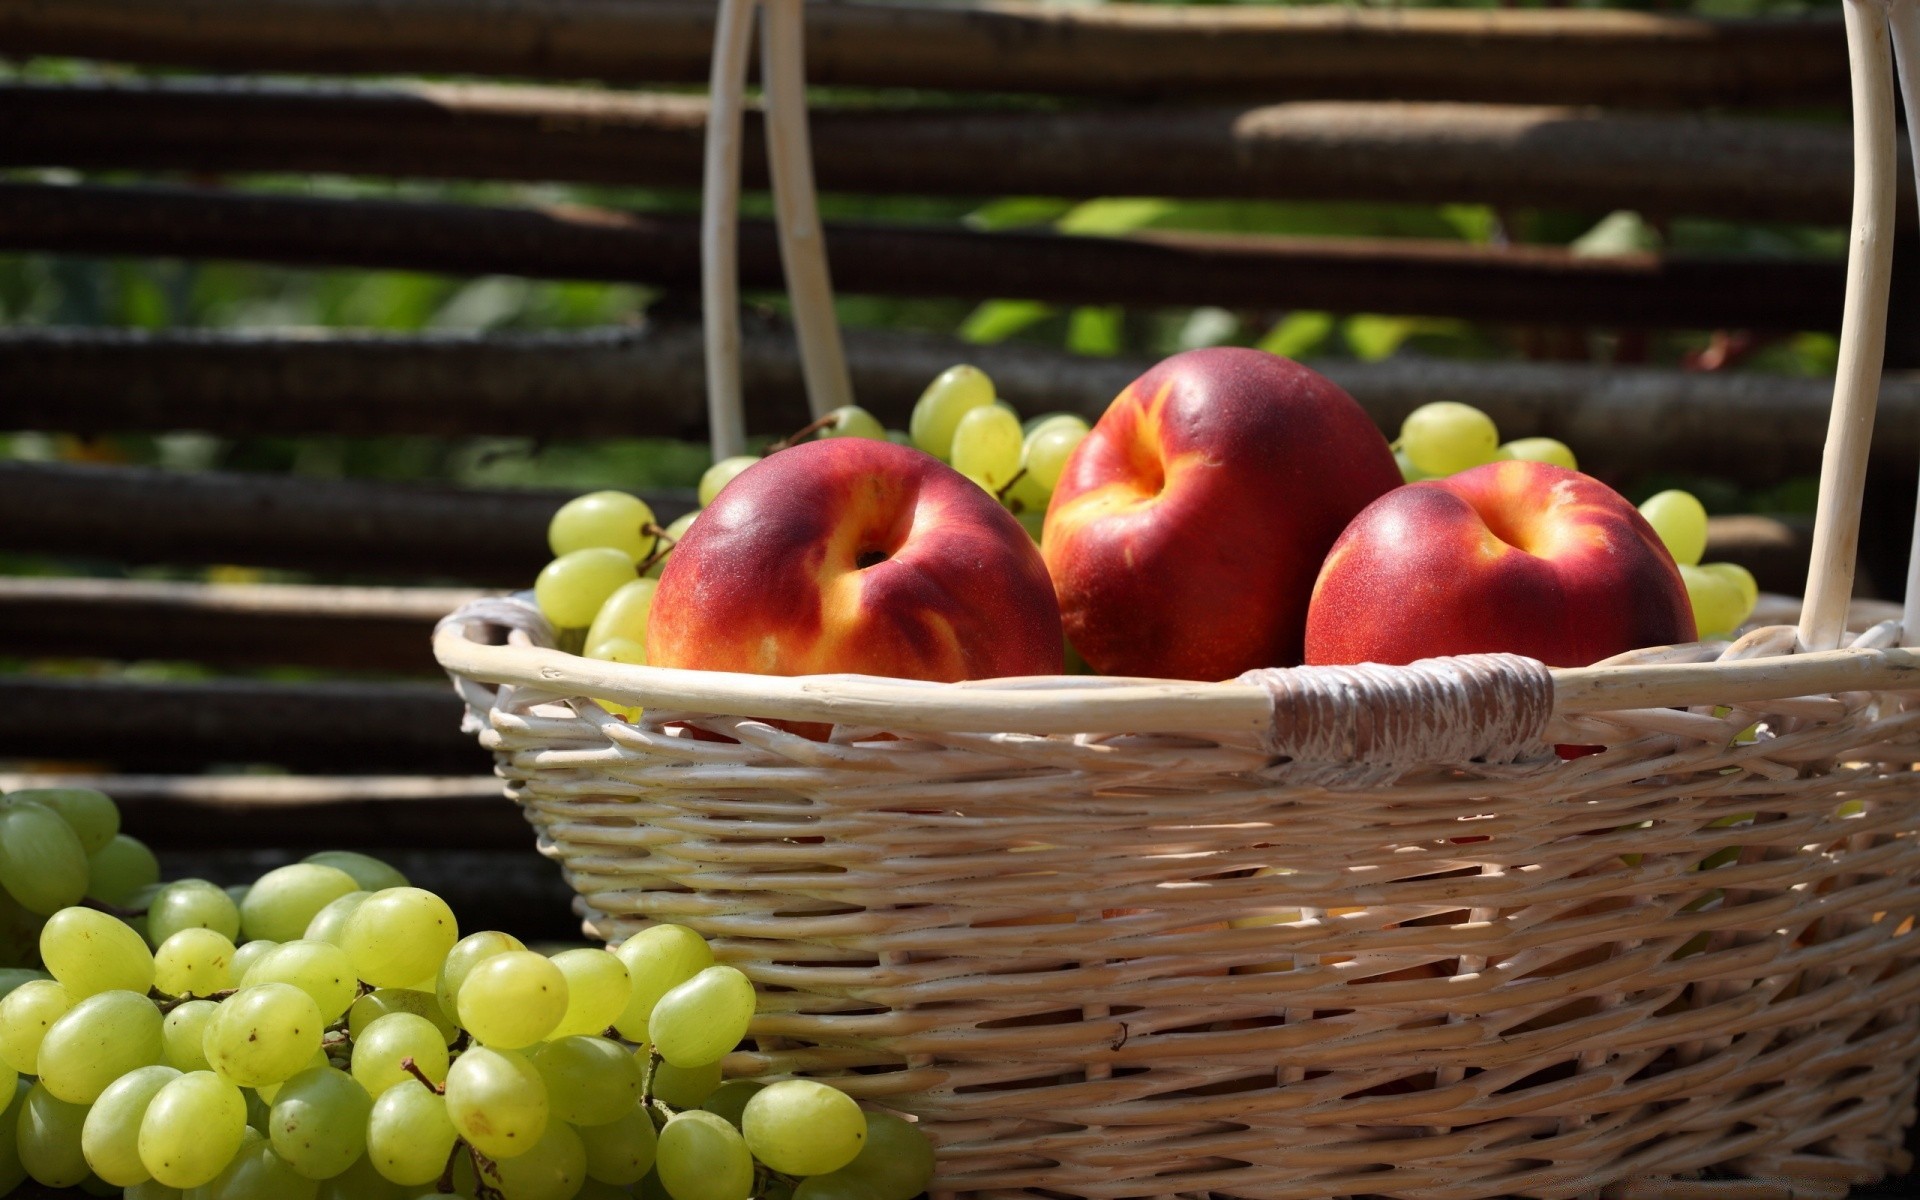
[701,0,757,460]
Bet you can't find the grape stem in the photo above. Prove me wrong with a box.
[634,523,681,576]
[766,412,838,452]
[153,987,235,1013]
[468,1145,507,1200]
[437,1140,465,1194]
[995,467,1029,504]
[400,1055,445,1094]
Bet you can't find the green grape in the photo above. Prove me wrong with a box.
[0,1078,24,1196]
[225,884,252,910]
[351,1012,449,1096]
[244,940,357,1023]
[258,1049,330,1103]
[948,404,1023,490]
[86,834,161,907]
[824,1110,935,1200]
[366,1079,456,1186]
[0,804,90,915]
[268,1066,370,1180]
[612,925,713,1041]
[228,938,279,978]
[316,1152,410,1200]
[81,1063,180,1186]
[4,789,119,855]
[302,851,408,893]
[550,490,659,562]
[1399,401,1500,476]
[458,950,567,1049]
[138,1070,247,1189]
[38,990,165,1103]
[474,1120,587,1200]
[202,1136,319,1200]
[645,510,699,580]
[437,930,526,1025]
[203,983,323,1088]
[578,1102,657,1183]
[742,1080,865,1177]
[0,969,45,1001]
[18,1080,90,1186]
[655,1110,753,1200]
[909,365,995,460]
[348,989,458,1044]
[301,891,369,946]
[147,879,243,946]
[792,1177,883,1200]
[584,578,659,656]
[699,1080,761,1130]
[240,865,360,944]
[41,906,156,997]
[958,471,994,495]
[649,966,754,1068]
[1021,418,1088,493]
[697,456,759,507]
[647,1059,722,1109]
[340,886,458,989]
[1680,563,1747,638]
[548,948,631,1039]
[444,1045,548,1160]
[1496,437,1578,471]
[1639,488,1709,567]
[536,548,639,631]
[1702,561,1759,624]
[154,928,235,998]
[527,1035,643,1126]
[161,1000,217,1072]
[126,1179,185,1200]
[0,979,75,1073]
[818,405,887,441]
[1393,447,1432,483]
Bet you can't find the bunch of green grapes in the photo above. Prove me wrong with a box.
[1393,400,1577,483]
[1637,489,1759,639]
[0,829,936,1200]
[1,788,161,973]
[905,365,1089,543]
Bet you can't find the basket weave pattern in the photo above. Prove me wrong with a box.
[442,598,1920,1199]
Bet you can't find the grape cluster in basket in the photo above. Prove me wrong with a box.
[0,787,934,1200]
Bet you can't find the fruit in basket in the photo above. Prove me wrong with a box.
[550,490,661,563]
[1043,347,1401,679]
[649,438,1063,681]
[909,364,996,459]
[1398,401,1500,476]
[950,403,1024,489]
[1304,460,1695,667]
[699,456,761,507]
[1498,437,1578,470]
[536,547,642,632]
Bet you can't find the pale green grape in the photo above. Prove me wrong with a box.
[1702,561,1759,624]
[125,1179,184,1200]
[909,365,995,460]
[699,1080,761,1129]
[86,834,161,907]
[536,548,638,631]
[302,891,369,946]
[548,948,631,1039]
[655,1110,753,1200]
[258,1048,330,1103]
[474,1120,586,1200]
[18,1080,90,1186]
[351,1012,449,1096]
[268,1066,370,1180]
[1680,563,1747,638]
[0,804,90,915]
[203,1138,319,1200]
[550,490,659,562]
[792,1177,883,1200]
[139,1071,247,1188]
[819,406,886,441]
[612,925,713,1041]
[821,1110,935,1200]
[697,456,759,507]
[154,928,235,999]
[348,989,458,1044]
[958,471,995,495]
[228,939,278,980]
[1000,468,1051,519]
[41,905,156,997]
[458,950,567,1049]
[366,1080,456,1186]
[0,979,75,1073]
[147,879,243,946]
[0,969,44,1002]
[644,511,699,580]
[584,578,659,657]
[1399,402,1500,476]
[527,1035,643,1126]
[1023,411,1086,438]
[340,887,457,989]
[0,1079,24,1195]
[203,983,323,1088]
[0,1059,13,1110]
[1021,418,1088,493]
[161,1000,217,1072]
[647,1059,722,1109]
[949,404,1023,490]
[244,940,358,1023]
[1393,447,1431,483]
[303,851,408,893]
[1496,437,1578,471]
[38,990,165,1103]
[742,1080,866,1176]
[239,865,360,944]
[316,1152,409,1200]
[436,930,525,1025]
[244,1090,272,1133]
[5,789,118,854]
[649,966,754,1068]
[1639,488,1709,567]
[578,1103,656,1183]
[444,1046,548,1160]
[81,1063,180,1186]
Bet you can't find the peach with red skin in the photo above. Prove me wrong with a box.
[1041,347,1402,680]
[1304,460,1695,668]
[647,438,1063,682]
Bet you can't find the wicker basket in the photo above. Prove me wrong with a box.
[435,2,1920,1196]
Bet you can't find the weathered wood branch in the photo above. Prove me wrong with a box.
[0,182,1869,331]
[0,80,1880,226]
[0,0,1847,107]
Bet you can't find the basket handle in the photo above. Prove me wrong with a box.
[1891,2,1920,646]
